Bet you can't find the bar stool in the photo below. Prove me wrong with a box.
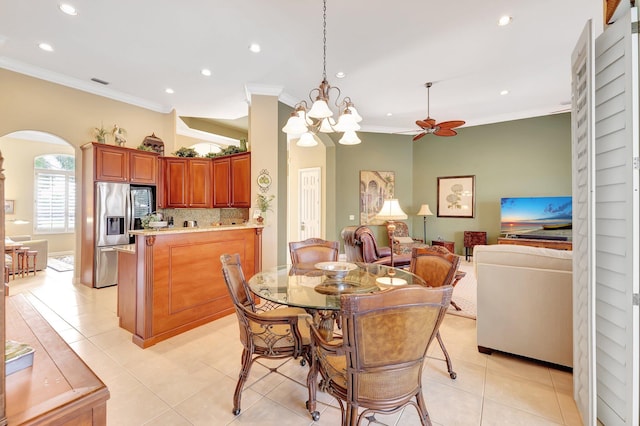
[15,247,30,278]
[25,250,38,276]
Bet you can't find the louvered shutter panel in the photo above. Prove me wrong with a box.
[594,7,640,425]
[571,19,596,425]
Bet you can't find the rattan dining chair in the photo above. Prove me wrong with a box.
[306,284,452,425]
[409,245,460,379]
[220,253,312,415]
[289,238,339,265]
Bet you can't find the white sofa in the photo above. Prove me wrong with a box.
[473,244,573,368]
[7,235,49,271]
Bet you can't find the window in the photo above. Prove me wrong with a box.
[34,154,75,233]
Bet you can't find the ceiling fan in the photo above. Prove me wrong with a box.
[412,82,465,141]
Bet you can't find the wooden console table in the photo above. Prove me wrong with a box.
[497,237,572,251]
[6,294,109,425]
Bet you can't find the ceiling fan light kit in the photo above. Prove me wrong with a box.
[412,82,465,141]
[282,0,362,147]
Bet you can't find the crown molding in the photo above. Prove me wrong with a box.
[0,57,173,113]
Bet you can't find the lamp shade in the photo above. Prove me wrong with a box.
[308,99,333,119]
[375,199,408,221]
[338,130,361,145]
[296,132,319,147]
[417,204,434,216]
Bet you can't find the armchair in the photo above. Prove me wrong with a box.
[341,226,411,268]
[391,222,424,254]
[306,285,453,424]
[220,253,312,415]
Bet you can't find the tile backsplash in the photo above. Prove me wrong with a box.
[158,208,249,227]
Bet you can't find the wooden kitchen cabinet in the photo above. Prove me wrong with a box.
[129,150,158,184]
[213,152,251,208]
[162,157,212,208]
[90,143,158,184]
[94,144,129,182]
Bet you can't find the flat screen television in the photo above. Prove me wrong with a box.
[500,196,572,241]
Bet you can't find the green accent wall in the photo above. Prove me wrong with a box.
[333,113,571,254]
[335,132,415,247]
[278,103,571,257]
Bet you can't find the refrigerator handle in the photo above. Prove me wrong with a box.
[126,189,133,233]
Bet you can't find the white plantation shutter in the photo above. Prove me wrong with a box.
[571,20,596,425]
[34,155,75,234]
[593,7,639,425]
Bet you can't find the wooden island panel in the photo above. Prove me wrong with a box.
[129,227,261,348]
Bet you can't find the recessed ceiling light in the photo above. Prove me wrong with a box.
[59,3,78,16]
[201,68,212,77]
[38,42,54,52]
[386,112,393,117]
[500,89,509,96]
[335,71,345,79]
[165,88,174,94]
[249,43,261,53]
[498,15,512,26]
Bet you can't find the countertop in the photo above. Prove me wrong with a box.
[128,223,263,236]
[113,244,136,254]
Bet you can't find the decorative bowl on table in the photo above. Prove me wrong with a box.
[314,261,357,280]
[148,221,168,230]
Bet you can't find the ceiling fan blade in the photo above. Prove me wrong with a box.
[415,120,434,129]
[436,120,465,129]
[433,128,458,137]
[412,132,427,141]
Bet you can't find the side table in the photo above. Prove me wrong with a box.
[432,240,455,254]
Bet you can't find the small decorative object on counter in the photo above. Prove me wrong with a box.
[112,124,127,146]
[141,212,163,229]
[239,138,248,152]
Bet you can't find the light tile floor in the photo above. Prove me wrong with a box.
[8,268,582,426]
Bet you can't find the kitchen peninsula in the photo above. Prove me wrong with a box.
[119,225,262,348]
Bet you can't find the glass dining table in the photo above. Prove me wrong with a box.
[247,261,426,340]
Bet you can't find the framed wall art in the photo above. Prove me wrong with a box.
[437,175,475,218]
[4,199,14,215]
[360,170,395,225]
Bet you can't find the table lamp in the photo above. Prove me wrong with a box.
[375,199,408,274]
[416,204,434,243]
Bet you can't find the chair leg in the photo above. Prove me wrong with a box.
[450,300,462,311]
[436,331,456,379]
[306,354,320,421]
[232,348,253,415]
[415,391,433,426]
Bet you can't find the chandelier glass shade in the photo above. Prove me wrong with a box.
[282,0,362,147]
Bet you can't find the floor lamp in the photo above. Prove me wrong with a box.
[375,199,407,281]
[417,204,434,243]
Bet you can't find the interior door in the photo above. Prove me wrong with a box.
[593,7,640,425]
[299,167,321,240]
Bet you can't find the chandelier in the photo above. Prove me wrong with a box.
[281,0,362,147]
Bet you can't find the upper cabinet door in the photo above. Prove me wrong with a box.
[130,151,158,184]
[188,159,212,208]
[164,158,189,208]
[212,157,231,207]
[95,145,129,182]
[230,153,251,207]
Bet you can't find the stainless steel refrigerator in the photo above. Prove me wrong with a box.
[95,182,154,288]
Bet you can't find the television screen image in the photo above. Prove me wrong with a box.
[500,196,572,240]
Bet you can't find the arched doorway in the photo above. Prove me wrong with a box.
[0,130,76,274]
